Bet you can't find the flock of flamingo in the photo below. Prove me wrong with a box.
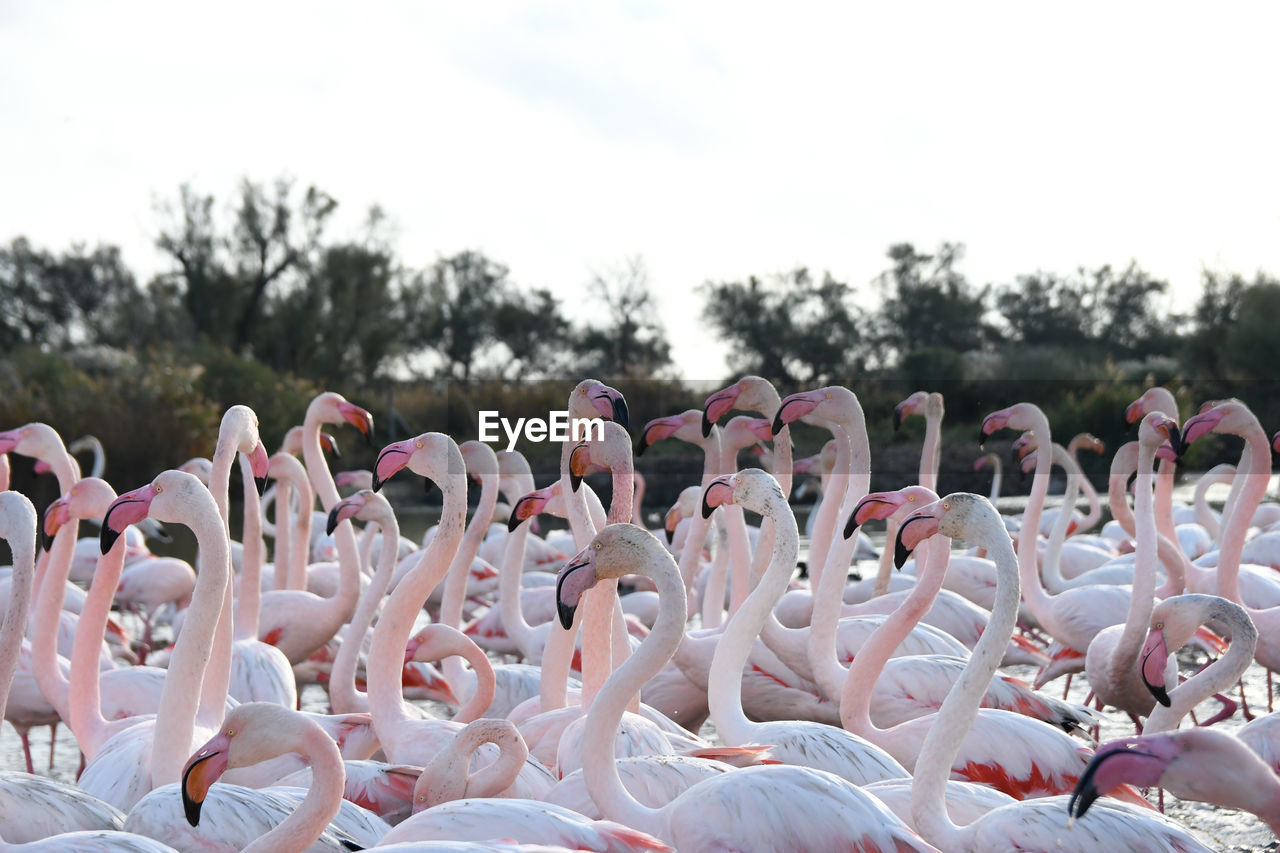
[1,377,1279,851]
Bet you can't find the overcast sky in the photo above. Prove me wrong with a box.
[3,2,1279,379]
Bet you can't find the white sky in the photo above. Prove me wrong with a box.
[3,2,1279,380]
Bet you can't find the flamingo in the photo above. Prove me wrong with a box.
[893,493,1213,852]
[974,452,1003,503]
[892,390,944,493]
[255,392,372,665]
[1082,412,1182,722]
[125,702,386,852]
[555,522,938,852]
[1072,727,1280,835]
[79,470,235,810]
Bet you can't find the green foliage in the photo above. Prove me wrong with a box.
[699,267,866,385]
[572,256,673,380]
[875,243,992,359]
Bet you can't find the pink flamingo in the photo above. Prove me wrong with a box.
[80,470,235,810]
[1072,727,1280,835]
[557,522,937,851]
[895,493,1212,852]
[256,393,372,665]
[126,702,386,852]
[893,390,944,493]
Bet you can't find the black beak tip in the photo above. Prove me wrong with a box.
[370,474,384,493]
[41,525,54,553]
[701,411,713,438]
[556,600,577,631]
[1152,683,1171,707]
[977,428,987,449]
[771,414,786,436]
[635,439,647,459]
[612,397,629,430]
[701,494,715,519]
[182,790,202,828]
[326,507,341,537]
[843,514,859,540]
[99,525,121,556]
[892,410,903,432]
[893,537,911,571]
[255,476,269,497]
[570,471,583,493]
[508,512,523,533]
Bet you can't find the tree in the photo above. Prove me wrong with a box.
[874,243,991,362]
[1183,270,1248,378]
[403,250,572,383]
[1086,262,1178,359]
[572,256,672,379]
[994,272,1091,349]
[700,267,866,385]
[0,237,68,351]
[154,177,335,352]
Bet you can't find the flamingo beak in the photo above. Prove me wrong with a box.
[181,735,231,827]
[320,432,341,458]
[556,551,598,630]
[701,478,734,519]
[249,442,270,497]
[1139,629,1171,707]
[569,444,589,492]
[508,493,540,532]
[702,389,738,438]
[371,439,415,492]
[844,495,899,540]
[894,510,941,570]
[338,401,375,447]
[42,497,70,552]
[100,484,157,555]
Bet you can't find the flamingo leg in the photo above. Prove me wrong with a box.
[1269,669,1275,714]
[47,721,57,770]
[18,728,34,774]
[1126,712,1144,735]
[1240,678,1256,722]
[1061,672,1072,700]
[1196,692,1239,728]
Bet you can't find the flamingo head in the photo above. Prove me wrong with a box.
[894,492,989,569]
[700,469,784,520]
[100,483,159,555]
[892,390,929,432]
[372,432,458,494]
[772,390,826,436]
[844,486,938,540]
[334,469,372,491]
[327,489,381,535]
[978,402,1045,448]
[1010,432,1036,462]
[337,400,374,447]
[572,379,629,429]
[702,382,743,437]
[1069,735,1178,820]
[568,442,602,492]
[636,411,697,457]
[33,458,52,475]
[508,483,556,532]
[320,432,340,458]
[1138,412,1182,458]
[1180,400,1248,449]
[973,452,998,472]
[181,728,232,826]
[0,426,33,456]
[555,523,669,629]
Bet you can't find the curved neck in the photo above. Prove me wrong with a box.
[987,458,1002,503]
[708,492,798,743]
[235,455,264,641]
[31,522,77,722]
[331,514,398,714]
[805,429,849,588]
[0,527,34,723]
[872,517,899,597]
[272,480,293,590]
[1147,600,1258,733]
[841,535,947,735]
[69,535,129,758]
[439,468,499,690]
[911,509,1018,850]
[919,410,942,493]
[1154,457,1179,547]
[499,525,534,650]
[1221,442,1251,544]
[244,721,344,853]
[1014,416,1056,627]
[417,722,527,806]
[1107,442,1160,684]
[152,492,231,787]
[582,551,686,840]
[1039,446,1078,591]
[303,411,361,621]
[1193,466,1232,541]
[367,471,466,753]
[1217,427,1272,603]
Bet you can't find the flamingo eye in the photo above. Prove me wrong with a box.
[154,486,162,494]
[942,503,950,510]
[416,440,423,449]
[594,542,602,551]
[1155,622,1164,630]
[907,496,915,502]
[226,729,235,736]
